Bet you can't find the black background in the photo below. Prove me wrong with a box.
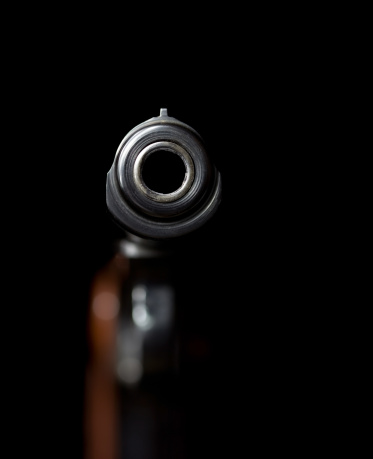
[4,20,335,457]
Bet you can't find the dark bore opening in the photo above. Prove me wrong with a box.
[141,150,186,194]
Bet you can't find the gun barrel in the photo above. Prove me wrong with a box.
[106,108,222,240]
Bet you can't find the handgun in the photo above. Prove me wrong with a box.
[85,109,222,459]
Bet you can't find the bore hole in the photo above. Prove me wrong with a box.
[141,150,186,194]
